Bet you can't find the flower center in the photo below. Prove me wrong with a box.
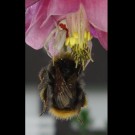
[59,5,93,69]
[44,5,93,70]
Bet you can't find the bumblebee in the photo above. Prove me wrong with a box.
[38,53,87,120]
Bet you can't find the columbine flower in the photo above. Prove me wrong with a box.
[25,0,107,69]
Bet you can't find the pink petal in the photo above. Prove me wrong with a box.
[90,24,98,38]
[26,0,54,49]
[90,25,108,50]
[25,2,39,32]
[25,0,39,8]
[40,0,81,27]
[46,29,67,57]
[82,0,107,32]
[47,0,80,16]
[48,40,58,57]
[26,17,55,50]
[96,30,108,50]
[26,0,108,50]
[26,0,50,31]
[25,0,81,50]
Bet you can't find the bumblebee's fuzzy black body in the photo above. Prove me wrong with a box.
[38,54,87,120]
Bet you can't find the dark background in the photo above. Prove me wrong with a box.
[25,38,107,135]
[25,38,107,87]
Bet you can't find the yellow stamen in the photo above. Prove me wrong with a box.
[73,32,78,39]
[69,37,76,47]
[87,32,93,41]
[84,31,88,40]
[64,31,93,69]
[65,37,70,46]
[63,5,94,69]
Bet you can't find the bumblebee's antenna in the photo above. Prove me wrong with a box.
[77,115,84,125]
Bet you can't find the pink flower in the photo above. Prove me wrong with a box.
[25,0,107,68]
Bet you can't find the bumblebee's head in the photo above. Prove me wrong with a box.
[54,53,82,80]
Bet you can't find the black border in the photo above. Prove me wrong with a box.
[1,0,25,134]
[108,0,129,134]
[1,0,129,134]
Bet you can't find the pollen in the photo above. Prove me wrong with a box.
[73,32,79,39]
[65,31,93,70]
[84,31,88,39]
[65,37,70,46]
[69,37,76,46]
[87,32,92,41]
[84,31,92,41]
[57,5,94,69]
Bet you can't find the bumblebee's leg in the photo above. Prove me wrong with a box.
[74,83,86,124]
[38,66,54,116]
[39,85,48,116]
[76,81,87,107]
[77,115,84,125]
[39,67,47,81]
[38,67,49,115]
[40,100,47,116]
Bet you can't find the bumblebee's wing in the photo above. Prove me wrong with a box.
[66,73,78,95]
[38,67,50,113]
[67,73,77,85]
[55,66,73,108]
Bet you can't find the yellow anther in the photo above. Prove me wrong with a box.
[84,31,88,39]
[75,39,78,45]
[73,32,78,38]
[65,37,70,46]
[87,32,92,41]
[79,42,83,49]
[69,37,76,47]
